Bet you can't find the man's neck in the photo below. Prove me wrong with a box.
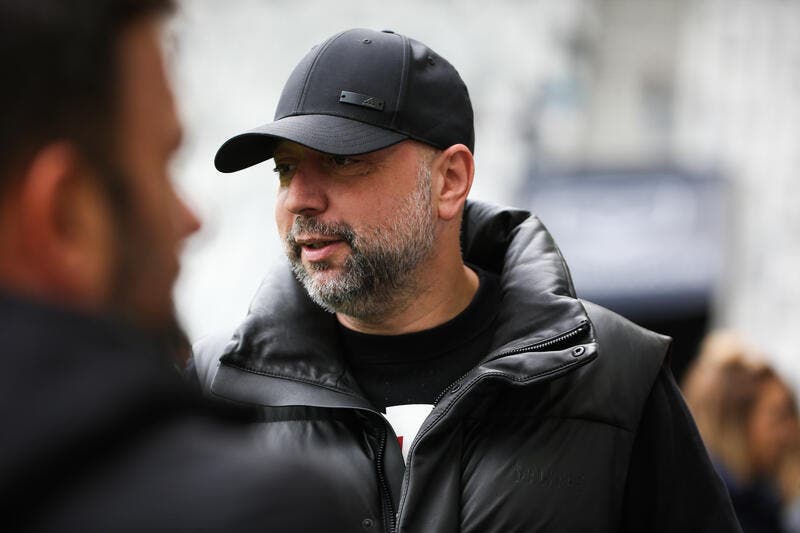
[336,261,479,336]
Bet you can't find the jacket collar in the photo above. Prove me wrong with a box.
[214,201,594,405]
[460,201,588,356]
[0,291,189,406]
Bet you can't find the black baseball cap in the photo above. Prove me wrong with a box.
[214,28,474,173]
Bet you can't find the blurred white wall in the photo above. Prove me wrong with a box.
[671,0,800,384]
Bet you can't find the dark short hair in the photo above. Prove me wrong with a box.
[0,0,174,194]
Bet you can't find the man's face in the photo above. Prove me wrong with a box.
[274,140,437,320]
[111,17,200,329]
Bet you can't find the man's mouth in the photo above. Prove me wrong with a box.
[294,236,348,262]
[303,240,340,249]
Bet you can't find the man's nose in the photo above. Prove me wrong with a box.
[178,198,202,238]
[282,165,328,216]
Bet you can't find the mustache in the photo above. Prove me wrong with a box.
[285,216,357,255]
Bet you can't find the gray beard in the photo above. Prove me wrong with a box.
[284,165,435,321]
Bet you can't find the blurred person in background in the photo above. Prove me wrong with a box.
[0,0,345,530]
[684,331,800,533]
[192,28,741,532]
[779,443,800,533]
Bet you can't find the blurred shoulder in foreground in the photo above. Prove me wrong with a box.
[0,293,343,531]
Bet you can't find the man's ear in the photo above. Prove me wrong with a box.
[17,143,116,305]
[432,144,474,222]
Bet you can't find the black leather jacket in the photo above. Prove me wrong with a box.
[194,201,741,532]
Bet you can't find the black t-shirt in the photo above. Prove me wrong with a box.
[337,266,501,411]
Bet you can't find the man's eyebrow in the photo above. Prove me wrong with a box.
[273,143,304,159]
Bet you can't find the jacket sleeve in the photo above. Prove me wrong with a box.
[620,366,743,532]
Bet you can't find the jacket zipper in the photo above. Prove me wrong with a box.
[395,320,591,528]
[374,426,397,533]
[432,320,590,405]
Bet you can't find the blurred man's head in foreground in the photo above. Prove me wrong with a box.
[0,0,200,333]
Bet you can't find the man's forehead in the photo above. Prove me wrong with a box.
[119,18,180,151]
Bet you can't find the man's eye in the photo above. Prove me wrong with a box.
[273,163,296,180]
[325,155,370,176]
[331,155,357,166]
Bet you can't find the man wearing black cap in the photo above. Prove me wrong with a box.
[194,28,741,532]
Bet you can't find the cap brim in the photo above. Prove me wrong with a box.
[214,114,408,173]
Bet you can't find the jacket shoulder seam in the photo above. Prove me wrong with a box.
[221,360,364,401]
